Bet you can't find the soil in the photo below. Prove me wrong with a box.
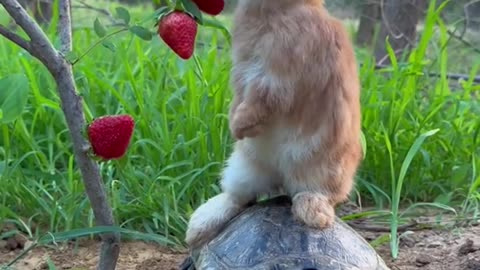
[1,216,479,270]
[366,224,480,270]
[0,238,184,270]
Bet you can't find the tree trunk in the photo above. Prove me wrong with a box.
[374,0,427,64]
[356,0,381,47]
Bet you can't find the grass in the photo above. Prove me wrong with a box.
[0,0,479,260]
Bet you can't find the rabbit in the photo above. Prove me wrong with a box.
[185,0,363,249]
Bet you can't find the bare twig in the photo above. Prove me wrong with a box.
[59,0,72,54]
[0,24,31,52]
[74,0,110,16]
[0,0,120,269]
[379,0,404,40]
[377,48,404,66]
[371,64,480,84]
[348,220,421,232]
[446,29,480,55]
[438,11,480,55]
[73,0,119,25]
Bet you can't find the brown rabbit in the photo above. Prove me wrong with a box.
[185,0,363,249]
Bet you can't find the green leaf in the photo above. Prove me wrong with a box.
[385,37,398,69]
[37,226,175,246]
[369,234,391,248]
[93,18,107,37]
[154,6,170,18]
[46,257,57,270]
[102,40,116,52]
[360,130,367,159]
[396,129,440,194]
[115,7,131,25]
[129,26,153,41]
[181,0,203,23]
[1,230,19,240]
[400,202,457,217]
[340,210,391,221]
[0,74,30,124]
[152,6,171,26]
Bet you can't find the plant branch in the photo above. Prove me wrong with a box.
[370,64,480,84]
[59,0,73,54]
[0,0,57,59]
[0,24,31,52]
[58,2,121,270]
[0,1,121,269]
[0,0,50,44]
[75,0,110,16]
[0,0,58,70]
[73,0,119,25]
[348,220,420,232]
[446,29,480,55]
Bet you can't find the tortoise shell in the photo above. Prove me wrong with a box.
[181,196,390,270]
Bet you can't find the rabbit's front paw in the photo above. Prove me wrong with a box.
[230,103,265,140]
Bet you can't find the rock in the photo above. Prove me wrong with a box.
[415,254,434,266]
[461,257,480,270]
[400,235,416,248]
[427,241,444,248]
[23,240,34,250]
[458,239,477,256]
[0,240,7,249]
[37,261,49,270]
[6,237,18,250]
[14,233,27,249]
[416,242,426,248]
[61,262,74,269]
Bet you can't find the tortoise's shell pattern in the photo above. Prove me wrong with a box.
[193,196,389,270]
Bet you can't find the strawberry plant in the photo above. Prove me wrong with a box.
[0,0,228,269]
[67,0,228,63]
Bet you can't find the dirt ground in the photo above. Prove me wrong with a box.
[364,223,480,270]
[0,238,184,270]
[1,218,479,270]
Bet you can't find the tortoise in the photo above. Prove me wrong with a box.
[180,195,390,270]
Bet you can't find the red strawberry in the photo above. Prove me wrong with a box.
[158,11,198,60]
[192,0,224,16]
[87,114,135,160]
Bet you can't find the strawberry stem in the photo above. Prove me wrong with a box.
[71,28,128,65]
[174,0,183,11]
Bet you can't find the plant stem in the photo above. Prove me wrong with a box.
[72,28,128,65]
[174,0,182,10]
